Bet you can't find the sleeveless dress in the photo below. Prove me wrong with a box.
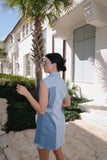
[34,72,67,150]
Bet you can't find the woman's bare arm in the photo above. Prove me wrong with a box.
[16,80,48,115]
[62,92,71,107]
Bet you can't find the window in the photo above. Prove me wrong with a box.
[9,35,13,45]
[26,23,29,35]
[30,21,34,32]
[43,29,47,54]
[26,54,30,76]
[22,25,26,38]
[73,24,96,83]
[22,22,33,39]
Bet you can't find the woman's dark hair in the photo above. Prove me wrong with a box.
[45,53,66,72]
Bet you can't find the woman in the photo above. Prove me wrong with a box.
[16,53,70,160]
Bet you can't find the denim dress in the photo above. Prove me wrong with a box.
[34,72,67,150]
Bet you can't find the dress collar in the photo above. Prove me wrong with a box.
[49,72,60,77]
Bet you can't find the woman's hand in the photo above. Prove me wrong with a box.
[16,84,29,97]
[16,81,48,115]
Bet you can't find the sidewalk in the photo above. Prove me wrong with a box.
[0,98,107,160]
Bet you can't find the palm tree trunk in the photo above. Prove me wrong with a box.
[35,69,42,101]
[32,17,44,101]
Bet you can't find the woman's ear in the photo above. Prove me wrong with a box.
[53,63,57,70]
[54,63,57,68]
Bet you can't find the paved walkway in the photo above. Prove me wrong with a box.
[0,98,107,160]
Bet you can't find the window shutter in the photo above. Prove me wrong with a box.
[73,24,96,83]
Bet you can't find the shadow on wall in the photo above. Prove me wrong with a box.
[95,50,107,94]
[63,121,107,160]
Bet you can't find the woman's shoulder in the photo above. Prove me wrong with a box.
[43,75,50,82]
[42,75,51,88]
[43,76,67,89]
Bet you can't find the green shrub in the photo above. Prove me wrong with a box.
[66,80,79,97]
[64,81,89,121]
[0,73,36,133]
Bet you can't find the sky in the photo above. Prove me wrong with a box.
[0,4,20,40]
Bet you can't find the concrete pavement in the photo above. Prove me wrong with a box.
[0,98,107,160]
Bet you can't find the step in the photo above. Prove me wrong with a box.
[79,101,107,131]
[79,101,107,118]
[79,101,107,113]
[81,111,107,126]
[81,113,107,131]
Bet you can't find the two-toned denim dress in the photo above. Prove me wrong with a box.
[34,72,67,150]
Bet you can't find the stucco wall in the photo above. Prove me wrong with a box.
[66,39,72,83]
[95,26,107,102]
[65,25,107,103]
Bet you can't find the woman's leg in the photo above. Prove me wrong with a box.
[38,148,50,160]
[53,146,64,160]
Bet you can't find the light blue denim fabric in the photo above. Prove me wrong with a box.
[34,72,67,150]
[36,144,44,149]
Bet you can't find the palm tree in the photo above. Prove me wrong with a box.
[1,0,73,100]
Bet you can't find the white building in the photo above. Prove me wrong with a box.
[53,0,107,103]
[0,0,107,103]
[0,18,65,78]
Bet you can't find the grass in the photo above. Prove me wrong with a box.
[0,73,88,133]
